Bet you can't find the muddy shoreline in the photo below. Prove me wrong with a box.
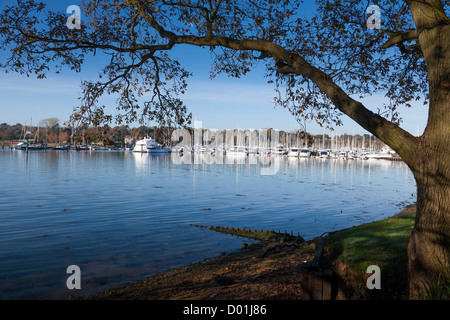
[80,205,416,300]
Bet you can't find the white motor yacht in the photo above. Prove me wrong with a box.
[299,148,311,157]
[133,138,171,153]
[287,147,300,157]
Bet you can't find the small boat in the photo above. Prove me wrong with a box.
[13,142,51,150]
[89,145,108,151]
[360,153,369,160]
[299,148,311,157]
[54,145,69,150]
[287,147,300,157]
[347,151,357,160]
[319,150,329,158]
[27,143,51,150]
[274,145,287,155]
[75,145,89,151]
[13,142,27,150]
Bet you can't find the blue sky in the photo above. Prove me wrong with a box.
[0,0,428,136]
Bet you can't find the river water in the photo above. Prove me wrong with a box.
[0,149,416,299]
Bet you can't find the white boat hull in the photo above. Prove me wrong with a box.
[133,137,171,153]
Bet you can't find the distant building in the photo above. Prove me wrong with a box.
[124,135,138,147]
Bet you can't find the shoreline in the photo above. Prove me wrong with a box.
[80,204,416,300]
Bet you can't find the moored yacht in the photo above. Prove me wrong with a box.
[13,142,26,149]
[319,150,329,158]
[13,142,51,150]
[133,137,171,153]
[275,144,287,155]
[54,145,69,150]
[299,148,311,157]
[75,145,89,151]
[287,147,300,157]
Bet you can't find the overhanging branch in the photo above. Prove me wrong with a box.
[381,29,418,49]
[124,1,420,166]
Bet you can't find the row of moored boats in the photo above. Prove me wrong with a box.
[12,142,111,151]
[174,144,400,160]
[11,138,400,160]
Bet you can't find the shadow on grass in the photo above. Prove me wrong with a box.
[324,213,415,299]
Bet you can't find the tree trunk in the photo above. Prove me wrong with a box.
[409,146,450,299]
[406,0,450,299]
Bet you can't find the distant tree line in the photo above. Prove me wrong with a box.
[0,120,169,147]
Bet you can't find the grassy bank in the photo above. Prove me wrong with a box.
[195,206,417,299]
[323,205,416,299]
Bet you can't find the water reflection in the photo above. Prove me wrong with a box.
[0,150,415,299]
[163,153,412,184]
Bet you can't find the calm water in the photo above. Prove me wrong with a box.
[0,149,416,299]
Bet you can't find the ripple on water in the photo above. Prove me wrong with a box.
[0,150,415,298]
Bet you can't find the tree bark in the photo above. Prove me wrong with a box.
[409,135,450,299]
[406,0,450,299]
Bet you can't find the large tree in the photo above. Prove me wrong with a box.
[0,0,448,298]
[38,117,60,142]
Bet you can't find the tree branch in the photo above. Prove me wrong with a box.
[381,29,419,49]
[122,1,419,165]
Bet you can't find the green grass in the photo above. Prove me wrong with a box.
[192,211,417,299]
[324,212,416,299]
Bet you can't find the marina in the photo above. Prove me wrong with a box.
[8,137,403,162]
[4,122,403,162]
